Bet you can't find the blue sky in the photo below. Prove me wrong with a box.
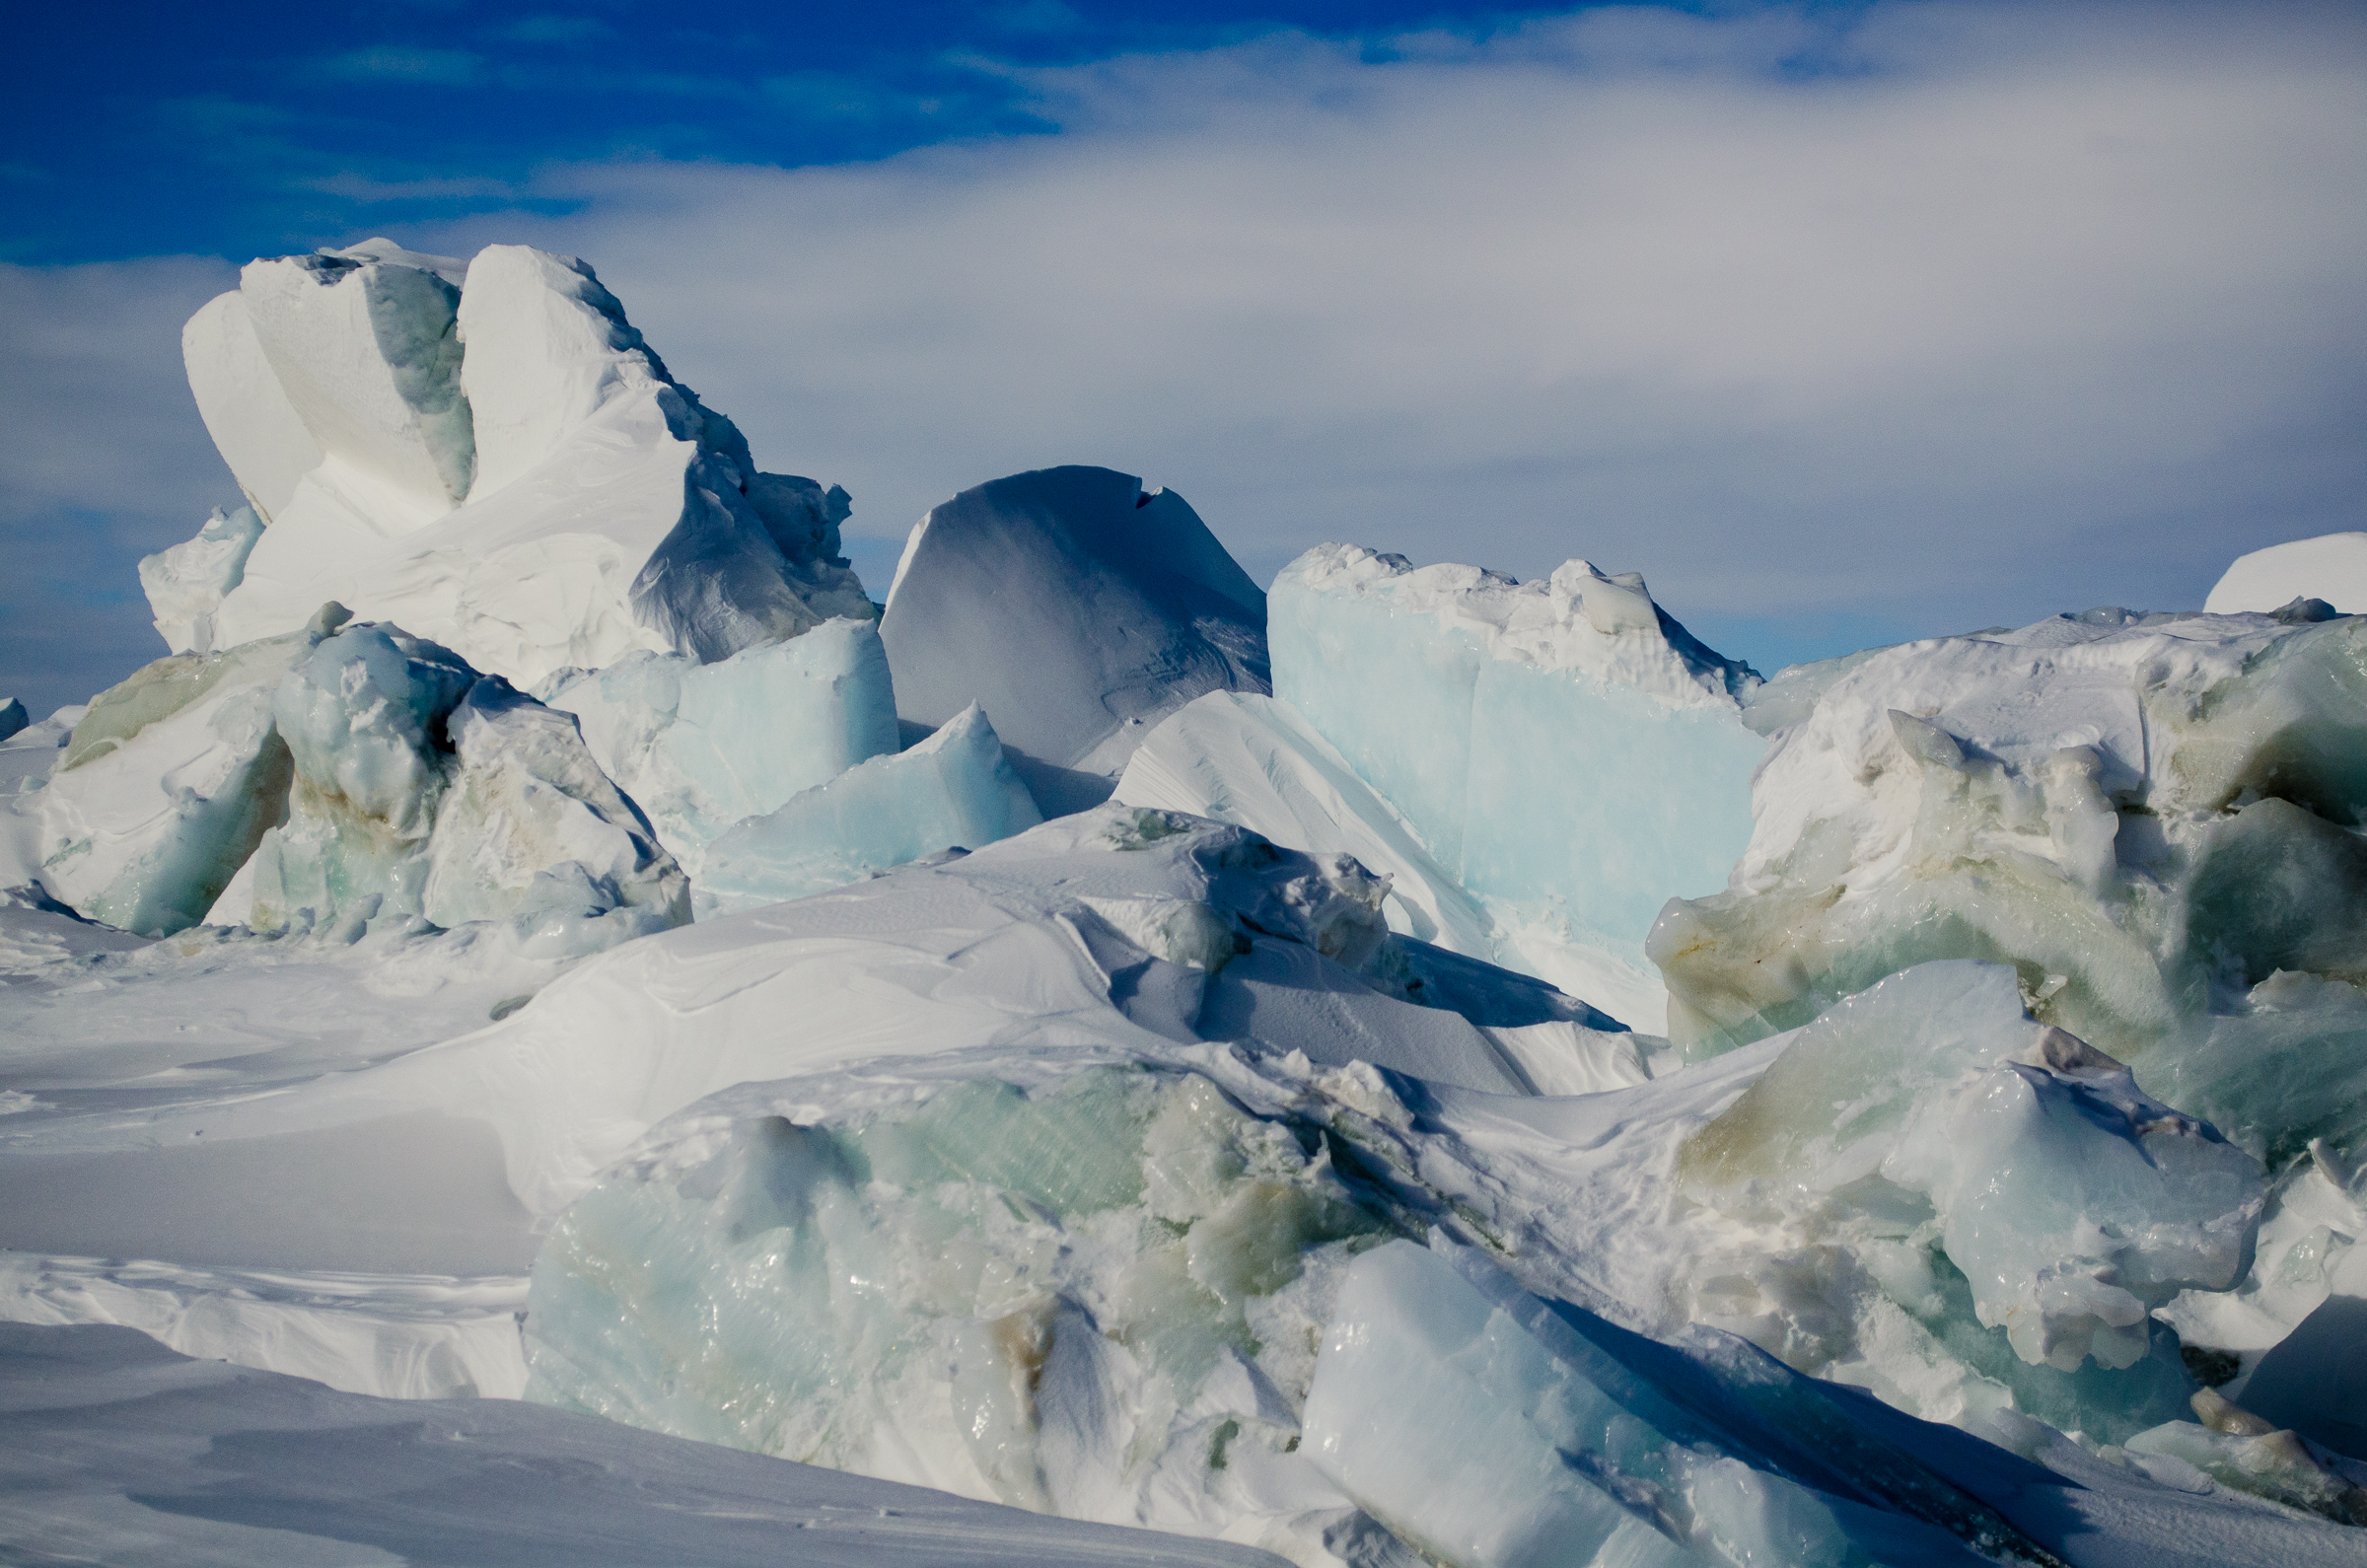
[4,1,2365,716]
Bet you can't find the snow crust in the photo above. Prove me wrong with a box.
[880,467,1269,813]
[182,243,870,688]
[697,702,1042,914]
[1263,544,1764,1029]
[2,1321,1288,1568]
[2208,533,2367,615]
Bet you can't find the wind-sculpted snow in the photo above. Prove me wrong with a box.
[1651,605,2367,1178]
[536,617,899,875]
[168,240,871,688]
[698,702,1041,913]
[1260,544,1764,1030]
[880,467,1269,814]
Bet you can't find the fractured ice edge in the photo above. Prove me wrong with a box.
[1,235,2365,1568]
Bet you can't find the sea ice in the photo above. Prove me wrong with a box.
[137,502,264,655]
[247,619,687,949]
[2208,532,2367,615]
[536,617,899,873]
[525,1061,1409,1562]
[1651,605,2367,1192]
[34,612,338,935]
[880,467,1269,814]
[1682,962,2264,1377]
[1265,545,1763,1028]
[696,702,1041,913]
[189,243,869,687]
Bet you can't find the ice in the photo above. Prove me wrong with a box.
[1652,607,2367,1168]
[138,502,265,655]
[1265,546,1763,1030]
[880,466,1269,814]
[34,613,334,936]
[2208,532,2367,615]
[236,249,476,523]
[0,698,25,744]
[1302,1240,2032,1568]
[2235,1242,2367,1459]
[203,243,871,688]
[696,702,1041,914]
[1116,690,1669,1029]
[536,617,899,872]
[1684,962,2264,1375]
[525,1062,1403,1558]
[247,619,687,949]
[180,289,323,525]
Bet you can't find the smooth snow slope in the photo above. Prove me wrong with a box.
[881,466,1269,814]
[1,1321,1287,1568]
[2208,533,2367,614]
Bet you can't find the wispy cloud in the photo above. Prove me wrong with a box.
[493,16,619,47]
[414,3,2366,663]
[320,45,487,87]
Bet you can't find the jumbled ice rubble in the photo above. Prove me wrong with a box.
[1,236,2363,1568]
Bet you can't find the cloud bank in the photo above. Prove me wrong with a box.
[5,3,2363,714]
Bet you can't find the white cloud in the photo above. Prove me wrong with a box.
[413,2,2364,660]
[7,2,2363,715]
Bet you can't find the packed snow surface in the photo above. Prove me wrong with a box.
[880,466,1270,813]
[2208,533,2367,615]
[3,1321,1288,1567]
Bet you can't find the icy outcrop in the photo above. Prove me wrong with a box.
[0,699,25,745]
[1303,1241,2037,1568]
[527,1062,1404,1558]
[535,619,898,873]
[879,467,1268,814]
[1682,962,2264,1376]
[138,503,265,655]
[1267,545,1763,1028]
[697,703,1041,914]
[182,242,869,687]
[1650,606,2367,1171]
[34,612,338,935]
[247,621,687,949]
[2208,533,2367,615]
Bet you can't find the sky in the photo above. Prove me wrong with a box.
[3,0,2364,717]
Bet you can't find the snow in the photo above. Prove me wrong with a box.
[1264,545,1764,1030]
[180,291,322,526]
[697,701,1042,913]
[2,1321,1289,1568]
[2208,533,2367,615]
[198,243,871,689]
[879,467,1269,814]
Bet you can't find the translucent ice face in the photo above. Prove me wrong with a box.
[525,1065,1397,1528]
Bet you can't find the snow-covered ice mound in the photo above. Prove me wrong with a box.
[1205,544,1763,1029]
[880,466,1270,814]
[2208,532,2367,615]
[1651,604,2367,1175]
[35,607,684,945]
[167,240,871,685]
